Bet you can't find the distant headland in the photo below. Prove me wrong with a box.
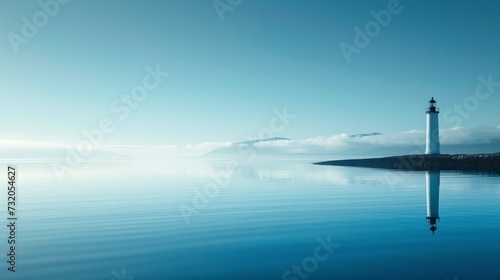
[314,152,500,173]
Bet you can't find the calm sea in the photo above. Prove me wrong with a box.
[1,157,499,280]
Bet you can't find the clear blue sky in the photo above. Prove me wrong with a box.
[1,0,499,145]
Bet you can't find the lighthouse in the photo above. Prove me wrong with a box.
[425,171,441,234]
[425,97,440,154]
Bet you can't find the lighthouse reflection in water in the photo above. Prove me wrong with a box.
[425,171,441,235]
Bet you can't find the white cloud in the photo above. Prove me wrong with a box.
[2,126,500,160]
[251,126,500,151]
[230,126,500,157]
[440,126,500,144]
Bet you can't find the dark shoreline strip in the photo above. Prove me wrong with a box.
[314,153,500,173]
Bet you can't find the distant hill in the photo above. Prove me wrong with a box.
[235,137,291,146]
[349,132,382,138]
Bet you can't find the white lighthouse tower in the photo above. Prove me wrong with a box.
[425,97,440,154]
[425,171,441,235]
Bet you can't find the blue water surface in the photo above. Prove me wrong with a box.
[2,158,499,280]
